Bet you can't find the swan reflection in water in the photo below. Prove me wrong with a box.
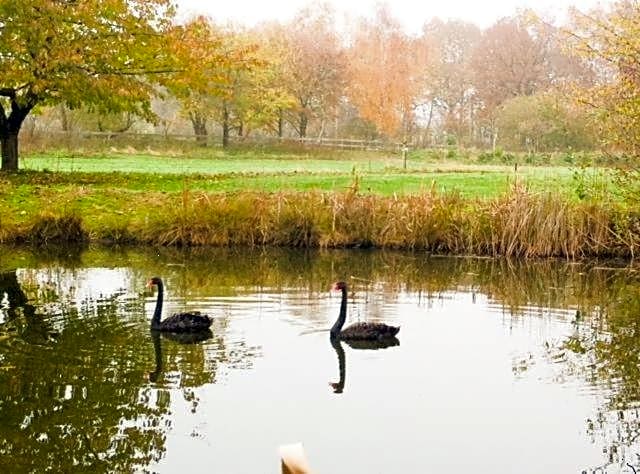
[329,336,399,394]
[148,329,213,383]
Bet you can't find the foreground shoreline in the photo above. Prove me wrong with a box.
[2,175,637,258]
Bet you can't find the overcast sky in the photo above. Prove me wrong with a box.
[175,0,608,32]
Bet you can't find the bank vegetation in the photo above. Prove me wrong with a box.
[2,177,639,258]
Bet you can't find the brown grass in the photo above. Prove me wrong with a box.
[131,188,639,258]
[4,187,639,258]
[26,213,87,245]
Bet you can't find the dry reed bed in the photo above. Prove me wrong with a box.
[5,189,640,258]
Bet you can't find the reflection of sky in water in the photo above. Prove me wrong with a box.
[18,267,132,300]
[2,254,639,473]
[0,291,8,324]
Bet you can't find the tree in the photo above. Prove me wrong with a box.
[280,5,346,138]
[167,18,268,147]
[496,92,596,152]
[347,6,427,139]
[470,15,559,148]
[471,17,551,110]
[165,16,228,145]
[421,19,481,144]
[564,1,640,155]
[250,22,298,138]
[206,28,271,147]
[0,0,175,172]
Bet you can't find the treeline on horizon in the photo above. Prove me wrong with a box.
[15,1,640,157]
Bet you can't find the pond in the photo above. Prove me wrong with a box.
[0,246,639,473]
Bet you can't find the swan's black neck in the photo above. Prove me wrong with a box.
[330,286,347,339]
[151,280,164,329]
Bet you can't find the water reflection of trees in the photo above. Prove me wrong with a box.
[0,289,168,472]
[5,246,640,338]
[5,246,637,315]
[0,266,260,472]
[549,286,640,472]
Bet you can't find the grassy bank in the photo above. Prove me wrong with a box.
[0,171,637,258]
[2,148,629,257]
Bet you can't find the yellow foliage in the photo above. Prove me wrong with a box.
[564,1,640,155]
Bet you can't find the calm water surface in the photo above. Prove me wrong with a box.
[1,247,640,473]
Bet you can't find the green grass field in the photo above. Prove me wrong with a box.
[19,150,580,198]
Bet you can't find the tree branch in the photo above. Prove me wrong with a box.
[74,65,182,76]
[0,89,16,99]
[0,83,32,97]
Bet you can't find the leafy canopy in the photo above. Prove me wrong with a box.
[565,1,640,155]
[0,0,176,117]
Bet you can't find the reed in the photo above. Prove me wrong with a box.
[3,182,639,258]
[125,188,638,258]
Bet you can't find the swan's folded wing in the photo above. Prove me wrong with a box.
[341,321,399,339]
[164,312,212,331]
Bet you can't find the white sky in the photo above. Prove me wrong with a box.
[175,0,608,33]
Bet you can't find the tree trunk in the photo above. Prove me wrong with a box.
[222,104,230,148]
[194,123,207,145]
[1,94,35,173]
[277,109,284,138]
[189,112,208,146]
[317,119,325,142]
[1,132,19,172]
[423,101,435,146]
[299,112,308,138]
[59,105,71,132]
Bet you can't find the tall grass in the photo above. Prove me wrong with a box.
[126,187,638,258]
[2,180,638,257]
[26,213,87,245]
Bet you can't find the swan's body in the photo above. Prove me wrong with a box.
[147,277,212,332]
[330,281,399,341]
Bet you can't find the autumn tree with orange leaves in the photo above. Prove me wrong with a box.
[252,23,300,137]
[199,28,265,147]
[165,17,231,144]
[347,7,428,139]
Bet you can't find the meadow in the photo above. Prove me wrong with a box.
[19,148,579,197]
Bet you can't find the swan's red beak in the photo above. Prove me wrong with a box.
[331,283,339,291]
[146,280,154,288]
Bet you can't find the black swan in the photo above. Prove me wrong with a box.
[330,281,400,341]
[147,277,212,332]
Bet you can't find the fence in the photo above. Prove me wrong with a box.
[20,129,408,153]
